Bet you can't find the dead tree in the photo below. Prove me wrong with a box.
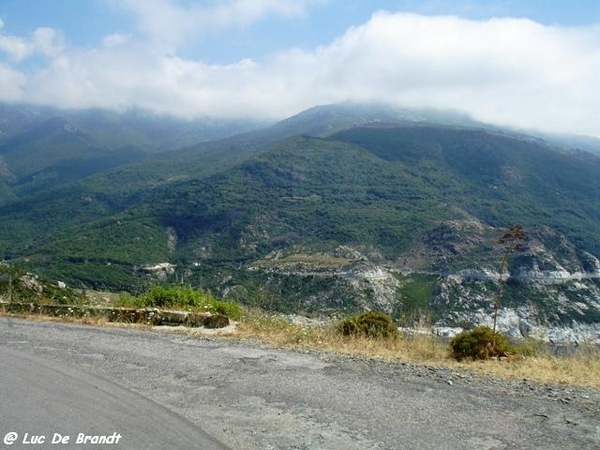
[493,225,526,339]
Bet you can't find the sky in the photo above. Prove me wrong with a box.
[1,0,600,136]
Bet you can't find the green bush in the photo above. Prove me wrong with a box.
[116,285,241,320]
[210,299,242,320]
[450,326,514,360]
[337,311,399,339]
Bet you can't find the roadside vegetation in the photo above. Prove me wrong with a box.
[336,311,399,339]
[1,267,599,390]
[238,309,600,390]
[115,284,241,320]
[449,326,514,360]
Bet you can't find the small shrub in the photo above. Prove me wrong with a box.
[211,299,242,321]
[450,326,514,360]
[337,311,399,339]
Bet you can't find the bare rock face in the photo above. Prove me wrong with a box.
[19,274,43,294]
[236,222,600,343]
[140,263,176,280]
[402,223,600,343]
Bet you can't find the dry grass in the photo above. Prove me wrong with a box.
[236,310,600,390]
[0,309,151,330]
[252,253,351,268]
[236,312,450,364]
[3,306,599,390]
[81,290,122,306]
[454,351,600,389]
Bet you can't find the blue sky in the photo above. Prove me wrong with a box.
[2,1,599,62]
[1,1,600,136]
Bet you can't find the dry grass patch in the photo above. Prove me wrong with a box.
[82,290,122,306]
[4,305,599,390]
[236,310,600,390]
[453,350,600,390]
[237,310,448,362]
[252,253,351,269]
[1,310,113,328]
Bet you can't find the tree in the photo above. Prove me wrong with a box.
[492,225,526,339]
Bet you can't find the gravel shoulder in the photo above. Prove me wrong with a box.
[1,317,599,450]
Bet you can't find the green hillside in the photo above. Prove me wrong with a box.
[0,103,265,197]
[4,125,596,280]
[331,126,600,254]
[1,105,600,322]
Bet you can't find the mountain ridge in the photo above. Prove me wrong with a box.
[1,102,599,341]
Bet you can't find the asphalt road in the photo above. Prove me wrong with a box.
[1,317,599,450]
[0,343,230,449]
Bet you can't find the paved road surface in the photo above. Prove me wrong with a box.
[1,318,599,449]
[0,345,229,449]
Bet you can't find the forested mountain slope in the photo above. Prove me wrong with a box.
[1,104,599,339]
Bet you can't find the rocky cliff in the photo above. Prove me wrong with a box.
[230,221,600,343]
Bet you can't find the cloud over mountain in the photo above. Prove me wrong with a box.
[0,2,599,136]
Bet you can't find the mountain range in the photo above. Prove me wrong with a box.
[1,102,599,342]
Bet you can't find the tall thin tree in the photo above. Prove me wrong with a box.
[493,225,526,340]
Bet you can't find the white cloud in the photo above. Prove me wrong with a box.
[0,34,31,61]
[31,27,65,58]
[102,33,131,48]
[0,26,64,61]
[207,0,320,24]
[296,12,600,134]
[111,0,321,51]
[2,10,600,137]
[0,64,26,101]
